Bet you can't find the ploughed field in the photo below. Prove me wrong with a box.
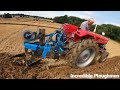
[0,18,120,79]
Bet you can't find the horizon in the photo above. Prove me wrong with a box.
[0,11,120,27]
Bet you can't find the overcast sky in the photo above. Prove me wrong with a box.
[0,11,120,26]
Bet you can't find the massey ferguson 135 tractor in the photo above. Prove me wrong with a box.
[12,23,109,68]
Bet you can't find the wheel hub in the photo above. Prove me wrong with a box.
[80,49,91,62]
[76,47,96,67]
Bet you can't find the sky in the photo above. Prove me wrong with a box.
[0,11,120,26]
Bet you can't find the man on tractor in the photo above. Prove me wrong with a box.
[80,18,94,31]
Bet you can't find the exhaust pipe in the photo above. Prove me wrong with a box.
[94,24,97,33]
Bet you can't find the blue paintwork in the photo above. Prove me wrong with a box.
[24,43,38,51]
[23,29,66,59]
[42,43,51,58]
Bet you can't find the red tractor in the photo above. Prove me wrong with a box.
[61,23,109,68]
[12,23,109,68]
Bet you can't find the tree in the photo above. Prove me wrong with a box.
[3,13,12,18]
[53,15,120,43]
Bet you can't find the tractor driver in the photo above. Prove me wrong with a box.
[79,18,94,31]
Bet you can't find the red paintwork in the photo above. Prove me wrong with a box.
[62,23,109,44]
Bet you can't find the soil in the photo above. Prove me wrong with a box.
[0,17,120,79]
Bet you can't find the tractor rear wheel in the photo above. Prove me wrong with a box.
[65,39,99,68]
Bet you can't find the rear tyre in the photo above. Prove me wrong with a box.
[65,39,99,68]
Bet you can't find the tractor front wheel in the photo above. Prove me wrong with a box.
[98,51,109,63]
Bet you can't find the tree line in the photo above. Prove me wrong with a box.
[0,13,53,20]
[53,15,120,42]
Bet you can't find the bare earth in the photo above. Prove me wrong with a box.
[0,18,120,79]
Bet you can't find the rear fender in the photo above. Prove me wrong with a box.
[74,30,93,42]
